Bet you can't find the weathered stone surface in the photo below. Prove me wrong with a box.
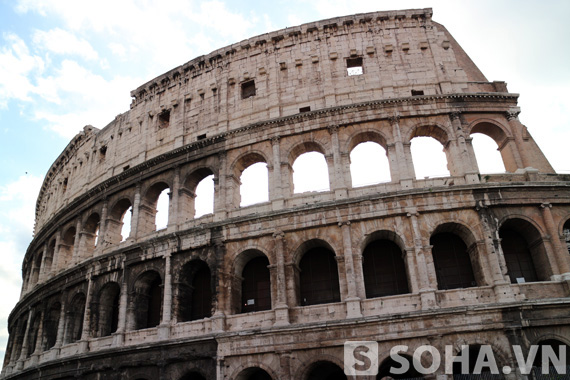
[3,8,570,380]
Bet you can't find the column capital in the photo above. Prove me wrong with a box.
[338,221,351,227]
[272,230,285,239]
[327,124,339,135]
[271,135,280,145]
[540,202,552,209]
[449,111,461,121]
[388,115,400,125]
[505,110,520,121]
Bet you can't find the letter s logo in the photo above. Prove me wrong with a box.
[344,341,379,376]
[353,345,372,371]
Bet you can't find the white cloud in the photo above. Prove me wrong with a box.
[32,28,98,61]
[0,174,42,360]
[0,33,44,107]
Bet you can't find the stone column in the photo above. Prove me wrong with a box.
[98,199,109,247]
[79,275,93,352]
[72,218,82,263]
[130,183,142,240]
[37,244,48,283]
[541,203,570,277]
[273,232,290,326]
[168,167,180,228]
[17,310,34,364]
[51,231,62,272]
[449,112,479,183]
[407,211,437,309]
[390,116,415,188]
[214,152,228,221]
[54,294,66,351]
[505,110,532,168]
[339,221,362,318]
[270,136,284,209]
[158,253,172,339]
[328,125,349,199]
[404,248,420,294]
[114,258,128,346]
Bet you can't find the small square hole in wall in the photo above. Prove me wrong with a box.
[347,57,363,76]
[99,146,107,160]
[411,89,424,96]
[158,110,170,129]
[197,134,207,140]
[241,80,256,99]
[299,106,311,113]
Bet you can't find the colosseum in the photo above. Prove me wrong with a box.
[2,7,570,380]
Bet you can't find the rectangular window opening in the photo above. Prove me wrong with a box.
[158,110,170,129]
[347,57,363,76]
[299,106,311,113]
[197,134,207,140]
[411,89,424,96]
[241,80,256,99]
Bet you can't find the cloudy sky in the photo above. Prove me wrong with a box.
[0,0,569,364]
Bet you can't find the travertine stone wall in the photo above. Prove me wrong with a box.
[4,8,569,380]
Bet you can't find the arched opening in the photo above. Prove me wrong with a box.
[562,219,570,253]
[499,219,547,283]
[26,313,41,357]
[64,293,85,344]
[59,227,77,268]
[110,198,132,243]
[292,152,330,193]
[44,239,56,274]
[471,133,505,174]
[180,371,207,380]
[470,122,512,172]
[195,175,214,218]
[240,162,269,207]
[241,256,271,313]
[42,302,61,350]
[132,271,162,330]
[363,239,409,298]
[120,206,132,242]
[235,367,273,380]
[452,345,505,379]
[84,213,101,254]
[12,314,28,361]
[142,182,170,234]
[350,141,391,187]
[430,232,476,290]
[377,354,424,379]
[306,361,346,380]
[411,136,450,179]
[299,245,340,306]
[178,260,212,322]
[531,339,570,377]
[29,251,43,287]
[97,283,120,337]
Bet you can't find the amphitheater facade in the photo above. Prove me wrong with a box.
[2,8,570,380]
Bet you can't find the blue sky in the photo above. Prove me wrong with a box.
[0,0,569,363]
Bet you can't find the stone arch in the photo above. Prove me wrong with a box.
[230,151,270,207]
[430,222,480,290]
[178,259,212,322]
[182,167,216,219]
[140,181,171,235]
[108,198,133,244]
[288,141,331,194]
[42,301,61,350]
[233,365,275,380]
[296,356,346,380]
[499,217,552,282]
[361,230,410,299]
[43,238,56,275]
[231,249,272,314]
[179,370,208,380]
[58,226,77,269]
[96,282,120,337]
[408,123,450,146]
[468,119,512,173]
[409,124,452,179]
[26,311,41,357]
[11,312,28,361]
[130,270,163,330]
[295,239,341,306]
[83,212,101,256]
[529,338,570,377]
[377,353,425,379]
[347,130,391,187]
[29,250,43,288]
[64,292,85,344]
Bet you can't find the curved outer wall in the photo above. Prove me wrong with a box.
[3,8,570,380]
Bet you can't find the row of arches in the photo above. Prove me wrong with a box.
[9,216,565,366]
[26,116,540,291]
